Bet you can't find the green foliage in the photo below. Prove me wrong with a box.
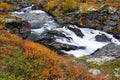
[0,72,24,80]
[0,51,44,79]
[75,56,88,62]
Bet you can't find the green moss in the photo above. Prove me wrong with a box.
[75,56,88,62]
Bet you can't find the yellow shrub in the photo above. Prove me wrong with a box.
[46,0,56,11]
[61,0,77,12]
[0,15,5,25]
[0,2,10,12]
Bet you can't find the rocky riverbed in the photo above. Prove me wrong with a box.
[5,6,120,59]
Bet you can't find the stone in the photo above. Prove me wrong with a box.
[39,39,85,52]
[95,34,111,42]
[109,15,119,21]
[6,20,31,39]
[90,43,120,58]
[67,26,84,38]
[27,33,40,41]
[87,56,116,64]
[89,69,101,75]
[107,21,117,26]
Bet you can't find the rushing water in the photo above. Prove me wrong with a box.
[13,6,120,57]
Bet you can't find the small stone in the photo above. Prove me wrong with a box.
[89,69,101,75]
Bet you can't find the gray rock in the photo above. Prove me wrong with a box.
[107,21,117,26]
[39,30,72,43]
[89,69,101,75]
[95,34,111,42]
[47,30,67,38]
[39,40,85,51]
[6,20,31,39]
[116,9,120,16]
[91,43,120,58]
[87,43,120,63]
[109,15,119,21]
[27,33,40,41]
[67,26,84,38]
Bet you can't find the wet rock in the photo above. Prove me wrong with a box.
[91,43,120,58]
[27,33,40,41]
[67,26,84,38]
[30,28,86,53]
[40,30,72,42]
[6,20,31,39]
[39,40,84,51]
[47,30,67,38]
[86,43,120,63]
[95,34,111,42]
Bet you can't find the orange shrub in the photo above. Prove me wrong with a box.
[82,2,88,13]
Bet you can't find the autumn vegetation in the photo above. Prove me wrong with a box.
[0,0,120,79]
[0,28,112,79]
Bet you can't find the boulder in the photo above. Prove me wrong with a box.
[91,43,120,58]
[39,30,72,42]
[95,34,111,42]
[6,20,31,39]
[47,30,67,38]
[27,33,41,41]
[87,43,120,63]
[39,39,85,51]
[67,26,84,38]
